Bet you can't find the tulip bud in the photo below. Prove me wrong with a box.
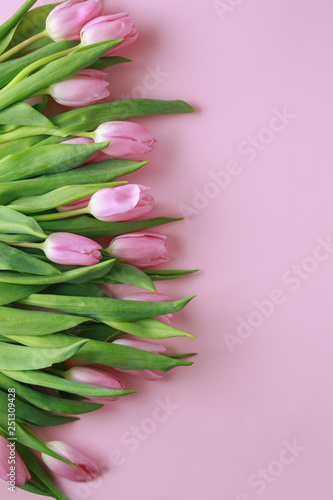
[43,232,102,265]
[0,435,31,486]
[122,292,173,324]
[49,69,110,107]
[113,337,166,380]
[41,441,99,482]
[94,121,156,157]
[81,13,138,55]
[66,366,125,403]
[106,231,168,268]
[46,0,103,42]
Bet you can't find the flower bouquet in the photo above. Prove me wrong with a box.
[0,1,196,498]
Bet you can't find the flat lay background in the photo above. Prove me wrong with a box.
[2,0,333,499]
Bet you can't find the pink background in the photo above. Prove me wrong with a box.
[2,0,333,499]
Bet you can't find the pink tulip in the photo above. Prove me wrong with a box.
[89,184,154,221]
[113,337,166,380]
[49,69,110,107]
[94,121,156,157]
[123,292,173,324]
[107,231,168,268]
[46,0,102,41]
[43,232,102,265]
[66,366,125,403]
[81,13,138,55]
[41,441,99,482]
[0,436,31,486]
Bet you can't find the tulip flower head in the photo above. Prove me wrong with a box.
[113,337,166,380]
[107,231,168,268]
[41,441,99,482]
[46,0,103,41]
[88,184,154,221]
[94,121,156,157]
[122,292,173,324]
[81,13,138,55]
[43,232,102,265]
[49,69,110,107]
[66,366,125,403]
[0,435,31,486]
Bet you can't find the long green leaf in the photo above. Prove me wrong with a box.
[0,390,78,427]
[0,339,87,370]
[0,372,103,415]
[9,182,126,214]
[0,26,18,56]
[20,293,195,323]
[0,0,38,40]
[0,241,59,275]
[89,56,131,70]
[0,206,46,238]
[0,282,46,305]
[109,317,196,340]
[52,99,195,133]
[0,159,147,204]
[0,259,114,285]
[0,41,77,88]
[0,306,90,336]
[0,101,54,127]
[40,216,182,238]
[0,135,42,161]
[0,40,121,111]
[0,142,108,182]
[0,416,74,464]
[3,334,193,371]
[1,369,134,397]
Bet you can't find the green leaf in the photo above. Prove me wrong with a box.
[89,56,131,70]
[40,216,182,238]
[0,259,114,285]
[144,269,199,280]
[0,135,42,161]
[0,241,59,275]
[0,339,87,370]
[9,182,126,214]
[20,293,195,324]
[0,0,38,40]
[0,101,54,127]
[0,41,77,88]
[0,306,90,336]
[18,481,54,498]
[2,369,134,397]
[52,99,195,134]
[8,3,58,50]
[0,40,121,111]
[0,26,18,56]
[109,317,196,340]
[0,142,109,182]
[0,282,46,305]
[97,261,157,292]
[0,390,78,427]
[0,206,46,238]
[0,159,147,204]
[0,372,103,415]
[4,334,193,371]
[0,416,74,464]
[73,323,119,342]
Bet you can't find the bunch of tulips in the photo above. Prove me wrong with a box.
[0,0,196,498]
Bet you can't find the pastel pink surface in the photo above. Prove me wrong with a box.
[2,1,333,499]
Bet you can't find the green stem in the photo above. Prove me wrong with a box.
[1,44,81,91]
[0,30,48,63]
[34,207,89,222]
[44,367,66,377]
[6,242,44,249]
